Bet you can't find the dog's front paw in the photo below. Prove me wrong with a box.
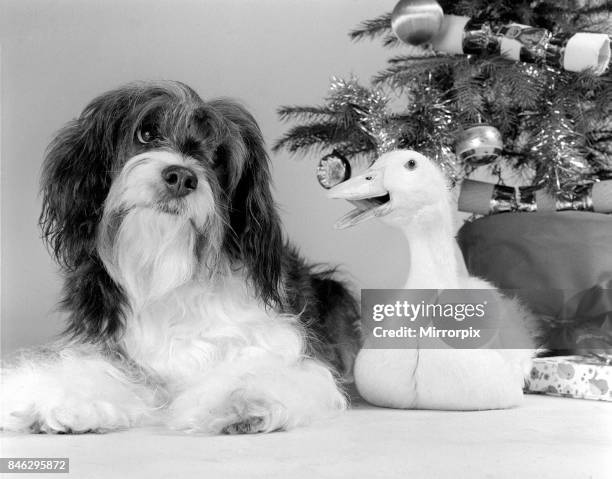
[217,391,288,435]
[222,417,265,435]
[45,400,132,434]
[167,358,346,434]
[1,405,38,433]
[1,354,155,434]
[3,400,131,434]
[168,387,289,434]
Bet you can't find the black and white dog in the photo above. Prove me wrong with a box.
[1,81,361,434]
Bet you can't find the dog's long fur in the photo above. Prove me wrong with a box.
[1,81,361,434]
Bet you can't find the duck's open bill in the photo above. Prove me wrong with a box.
[327,169,391,229]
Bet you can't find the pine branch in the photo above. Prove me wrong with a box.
[272,122,374,155]
[349,13,392,42]
[584,117,612,168]
[373,56,467,88]
[482,59,542,109]
[386,53,449,64]
[568,3,612,28]
[276,105,336,122]
[451,63,486,124]
[450,0,536,22]
[372,65,414,88]
[272,123,337,153]
[575,3,612,17]
[382,34,402,48]
[571,12,612,33]
[333,142,379,159]
[554,70,612,131]
[490,104,521,137]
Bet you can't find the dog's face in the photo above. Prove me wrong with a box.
[40,82,284,323]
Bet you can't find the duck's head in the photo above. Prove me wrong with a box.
[328,150,450,229]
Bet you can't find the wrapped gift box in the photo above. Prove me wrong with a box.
[525,355,612,401]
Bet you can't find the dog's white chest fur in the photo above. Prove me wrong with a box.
[99,208,304,384]
[121,278,303,383]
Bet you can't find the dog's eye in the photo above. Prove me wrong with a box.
[136,128,156,144]
[404,159,417,170]
[212,144,229,167]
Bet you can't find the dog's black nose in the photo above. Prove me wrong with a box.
[162,166,198,197]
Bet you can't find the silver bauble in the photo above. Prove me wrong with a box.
[455,125,503,164]
[391,0,444,46]
[317,151,351,189]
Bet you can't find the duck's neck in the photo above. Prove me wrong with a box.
[400,200,460,289]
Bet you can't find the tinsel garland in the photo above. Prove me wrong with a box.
[327,77,399,155]
[529,107,593,193]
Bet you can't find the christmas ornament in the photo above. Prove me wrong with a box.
[431,15,611,75]
[316,150,351,189]
[391,0,444,46]
[454,125,503,165]
[458,179,612,215]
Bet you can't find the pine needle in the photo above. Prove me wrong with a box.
[349,13,392,42]
[276,105,336,122]
[272,122,374,155]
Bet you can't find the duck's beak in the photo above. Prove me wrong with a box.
[328,169,386,201]
[327,169,392,229]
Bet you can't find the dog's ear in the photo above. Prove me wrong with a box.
[41,123,106,269]
[210,100,284,307]
[40,92,133,269]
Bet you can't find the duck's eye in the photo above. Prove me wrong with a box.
[136,128,156,144]
[405,159,417,170]
[365,175,374,180]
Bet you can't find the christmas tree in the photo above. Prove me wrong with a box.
[273,0,612,200]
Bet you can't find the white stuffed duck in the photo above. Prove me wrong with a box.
[329,150,537,410]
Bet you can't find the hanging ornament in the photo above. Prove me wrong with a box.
[317,151,351,189]
[455,124,503,165]
[391,0,444,46]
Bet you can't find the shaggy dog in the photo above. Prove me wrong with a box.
[0,81,361,434]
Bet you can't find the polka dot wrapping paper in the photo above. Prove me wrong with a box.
[525,355,612,402]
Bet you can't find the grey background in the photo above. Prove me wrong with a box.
[1,0,413,355]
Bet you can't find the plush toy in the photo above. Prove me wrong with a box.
[328,150,537,410]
